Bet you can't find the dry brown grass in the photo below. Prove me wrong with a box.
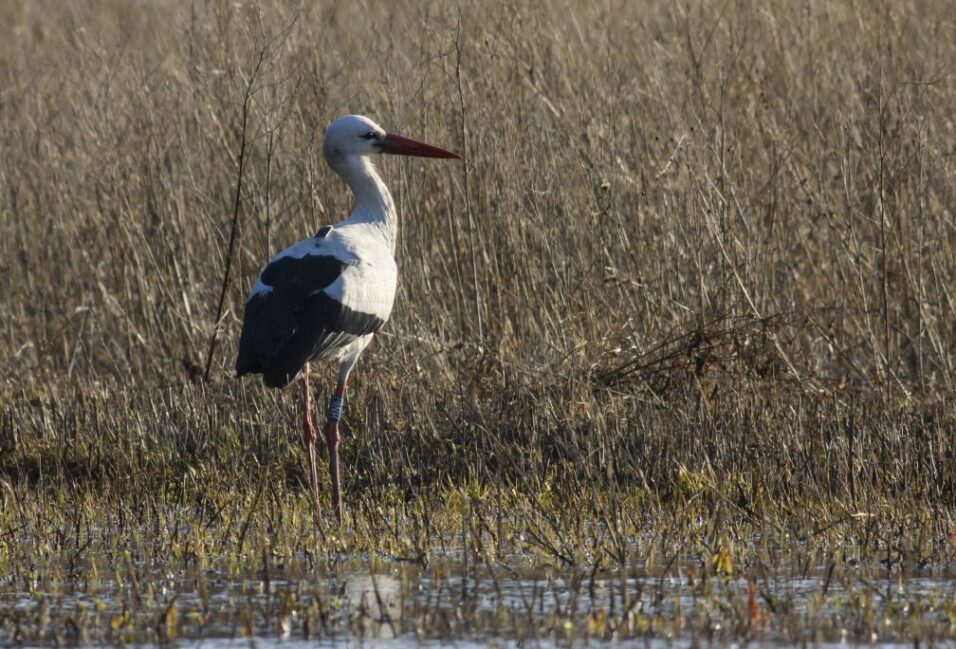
[0,0,954,564]
[2,3,956,644]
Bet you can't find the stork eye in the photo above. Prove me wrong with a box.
[360,131,379,140]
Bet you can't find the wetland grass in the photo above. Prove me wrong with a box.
[1,0,955,645]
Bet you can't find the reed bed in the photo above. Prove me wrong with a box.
[1,0,954,644]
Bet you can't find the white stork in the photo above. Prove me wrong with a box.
[236,114,460,522]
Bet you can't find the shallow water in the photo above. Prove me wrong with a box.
[3,552,954,647]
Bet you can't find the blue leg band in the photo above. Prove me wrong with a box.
[327,394,344,422]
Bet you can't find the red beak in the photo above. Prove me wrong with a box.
[379,133,461,159]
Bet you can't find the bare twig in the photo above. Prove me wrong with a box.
[202,48,267,382]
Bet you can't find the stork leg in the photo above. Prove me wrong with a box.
[322,340,371,524]
[301,364,321,520]
[323,381,346,523]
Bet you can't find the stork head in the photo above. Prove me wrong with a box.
[323,114,460,163]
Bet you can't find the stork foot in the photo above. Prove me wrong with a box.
[303,421,317,445]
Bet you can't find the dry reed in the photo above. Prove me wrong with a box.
[0,1,955,643]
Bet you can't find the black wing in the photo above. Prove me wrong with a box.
[235,252,385,388]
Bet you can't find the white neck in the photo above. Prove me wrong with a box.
[328,154,397,249]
